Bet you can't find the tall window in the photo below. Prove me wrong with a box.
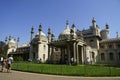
[109,53,114,61]
[101,53,105,61]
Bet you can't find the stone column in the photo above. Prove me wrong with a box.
[81,46,84,64]
[29,46,33,60]
[48,44,51,63]
[73,42,76,64]
[76,44,79,64]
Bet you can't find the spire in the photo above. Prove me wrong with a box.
[31,26,34,34]
[66,20,69,29]
[30,26,34,42]
[48,27,51,43]
[5,37,7,42]
[9,36,11,41]
[105,23,109,29]
[17,37,20,47]
[92,17,96,28]
[116,32,119,38]
[39,23,42,31]
[71,24,76,33]
[51,32,55,42]
[38,23,42,41]
[48,27,51,34]
[92,17,96,23]
[17,37,20,43]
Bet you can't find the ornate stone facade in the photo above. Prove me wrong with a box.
[5,18,120,64]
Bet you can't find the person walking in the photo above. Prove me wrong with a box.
[1,57,7,72]
[7,55,13,73]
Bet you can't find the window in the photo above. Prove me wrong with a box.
[109,53,114,61]
[90,40,94,47]
[101,53,105,61]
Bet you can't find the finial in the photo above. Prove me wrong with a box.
[66,20,69,29]
[31,26,34,33]
[72,24,75,28]
[5,37,7,42]
[39,23,42,31]
[106,23,109,29]
[92,17,96,23]
[66,20,69,25]
[48,27,51,34]
[17,37,20,42]
[9,36,11,41]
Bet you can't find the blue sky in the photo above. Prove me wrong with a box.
[0,0,120,46]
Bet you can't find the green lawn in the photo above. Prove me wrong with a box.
[12,62,120,76]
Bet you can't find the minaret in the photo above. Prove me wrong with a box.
[30,26,34,42]
[92,17,96,28]
[48,28,51,43]
[71,24,76,33]
[101,24,110,40]
[38,24,42,42]
[17,37,20,47]
[51,32,55,42]
[71,24,76,39]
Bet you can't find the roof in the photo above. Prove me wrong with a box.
[100,37,120,43]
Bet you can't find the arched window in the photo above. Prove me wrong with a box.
[109,53,114,61]
[101,53,105,61]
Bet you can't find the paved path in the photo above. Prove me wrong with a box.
[1,71,120,80]
[0,67,120,80]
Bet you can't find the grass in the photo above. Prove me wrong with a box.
[12,62,120,76]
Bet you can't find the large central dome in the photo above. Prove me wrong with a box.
[58,21,71,40]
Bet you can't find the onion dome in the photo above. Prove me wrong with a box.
[58,20,71,40]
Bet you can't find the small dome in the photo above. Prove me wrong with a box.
[36,31,46,36]
[60,27,70,35]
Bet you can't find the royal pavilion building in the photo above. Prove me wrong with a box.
[5,18,120,65]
